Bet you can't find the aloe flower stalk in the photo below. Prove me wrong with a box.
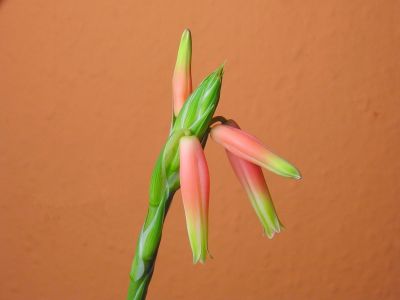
[223,120,282,238]
[126,29,301,300]
[127,65,223,299]
[179,136,210,263]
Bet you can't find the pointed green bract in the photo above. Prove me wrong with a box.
[174,65,223,137]
[157,65,224,184]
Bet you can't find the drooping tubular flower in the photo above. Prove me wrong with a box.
[210,124,301,179]
[222,120,283,238]
[179,136,210,263]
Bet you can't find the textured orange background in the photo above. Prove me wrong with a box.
[1,0,400,299]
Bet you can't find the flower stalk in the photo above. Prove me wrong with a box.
[126,29,301,300]
[127,65,223,299]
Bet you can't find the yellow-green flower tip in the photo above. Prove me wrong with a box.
[268,154,302,180]
[175,29,192,71]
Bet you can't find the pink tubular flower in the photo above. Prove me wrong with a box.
[224,120,282,238]
[210,124,301,179]
[179,136,210,263]
[172,29,192,116]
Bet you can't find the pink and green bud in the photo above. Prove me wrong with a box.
[150,66,223,206]
[227,152,282,238]
[173,65,223,138]
[179,136,210,263]
[224,121,282,238]
[173,29,192,116]
[210,124,301,179]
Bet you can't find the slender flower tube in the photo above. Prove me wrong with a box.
[224,120,282,238]
[179,136,210,263]
[210,124,301,179]
[172,29,192,116]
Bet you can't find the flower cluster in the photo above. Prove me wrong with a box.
[173,30,301,264]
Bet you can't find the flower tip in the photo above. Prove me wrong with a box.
[263,219,284,239]
[265,231,275,239]
[180,29,192,48]
[182,28,191,38]
[173,30,193,116]
[291,167,302,180]
[286,163,302,180]
[290,167,302,180]
[175,29,192,70]
[269,155,302,180]
[192,253,207,264]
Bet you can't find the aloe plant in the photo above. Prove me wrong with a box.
[126,29,301,300]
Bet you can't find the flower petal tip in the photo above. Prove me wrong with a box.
[261,216,284,239]
[264,224,283,239]
[173,29,193,116]
[292,170,302,180]
[192,254,207,264]
[182,28,191,37]
[191,247,211,264]
[269,155,302,180]
[265,232,276,239]
[291,167,302,180]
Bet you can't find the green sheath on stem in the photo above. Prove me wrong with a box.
[127,66,223,300]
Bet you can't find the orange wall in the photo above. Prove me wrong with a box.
[1,1,399,299]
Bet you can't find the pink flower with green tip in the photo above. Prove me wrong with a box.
[223,120,283,238]
[210,123,301,180]
[172,29,192,117]
[179,136,210,263]
[178,118,300,262]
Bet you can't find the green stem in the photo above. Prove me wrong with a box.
[127,187,178,300]
[126,140,181,300]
